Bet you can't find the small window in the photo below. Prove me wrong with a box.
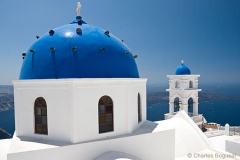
[34,97,48,135]
[189,81,193,88]
[138,93,142,123]
[175,81,180,88]
[98,96,114,133]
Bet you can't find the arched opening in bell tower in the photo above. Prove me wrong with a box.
[174,97,181,112]
[188,97,194,114]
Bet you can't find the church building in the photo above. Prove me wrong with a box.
[5,2,232,160]
[13,5,146,143]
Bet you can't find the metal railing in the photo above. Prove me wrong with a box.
[229,126,240,136]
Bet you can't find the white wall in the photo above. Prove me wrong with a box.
[13,81,71,143]
[155,111,214,158]
[7,128,175,160]
[13,78,147,144]
[167,75,200,90]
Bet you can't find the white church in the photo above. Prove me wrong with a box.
[1,3,239,160]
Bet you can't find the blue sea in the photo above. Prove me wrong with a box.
[147,83,240,126]
[0,109,15,137]
[0,83,240,138]
[147,100,240,126]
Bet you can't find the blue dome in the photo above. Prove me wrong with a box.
[19,17,139,80]
[175,64,191,75]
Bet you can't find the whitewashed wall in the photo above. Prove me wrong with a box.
[167,75,200,90]
[13,78,147,143]
[7,128,175,160]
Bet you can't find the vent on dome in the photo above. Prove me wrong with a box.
[105,30,109,35]
[72,47,77,51]
[49,30,54,35]
[101,48,105,52]
[50,47,55,51]
[76,28,82,34]
[22,53,26,59]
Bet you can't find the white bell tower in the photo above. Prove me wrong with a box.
[164,61,202,125]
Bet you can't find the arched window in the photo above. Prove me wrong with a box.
[98,96,113,133]
[138,93,142,123]
[175,81,180,88]
[34,97,48,134]
[174,97,181,112]
[189,81,193,88]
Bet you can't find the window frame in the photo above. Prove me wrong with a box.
[98,95,114,134]
[34,97,48,135]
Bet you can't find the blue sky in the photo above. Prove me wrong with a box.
[0,0,239,85]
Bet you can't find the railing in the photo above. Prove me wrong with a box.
[229,126,240,136]
[219,126,240,136]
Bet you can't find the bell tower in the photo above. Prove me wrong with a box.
[164,60,202,125]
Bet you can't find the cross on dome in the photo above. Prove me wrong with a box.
[76,2,82,16]
[175,60,191,75]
